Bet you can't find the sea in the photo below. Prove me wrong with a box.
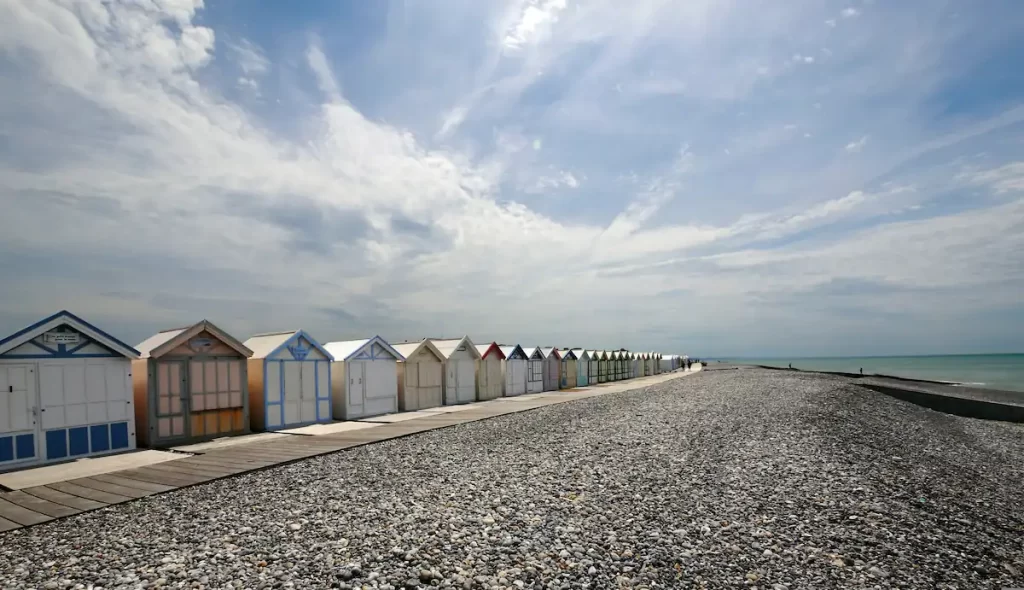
[718,354,1024,393]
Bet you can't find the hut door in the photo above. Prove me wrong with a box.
[0,364,39,466]
[156,361,188,441]
[299,362,317,424]
[445,362,458,405]
[348,361,366,413]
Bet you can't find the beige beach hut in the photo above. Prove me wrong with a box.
[430,337,482,406]
[475,342,505,401]
[133,320,252,447]
[392,340,444,411]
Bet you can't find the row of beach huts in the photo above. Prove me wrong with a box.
[0,311,689,472]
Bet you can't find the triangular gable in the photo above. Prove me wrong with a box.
[331,336,403,361]
[0,310,140,359]
[574,349,590,362]
[499,344,527,360]
[264,330,333,362]
[540,347,561,360]
[559,349,577,360]
[393,339,445,363]
[476,342,506,360]
[142,320,253,359]
[523,346,545,360]
[430,336,483,361]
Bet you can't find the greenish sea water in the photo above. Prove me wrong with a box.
[720,354,1024,393]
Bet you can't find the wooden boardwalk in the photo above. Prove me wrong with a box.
[0,371,692,533]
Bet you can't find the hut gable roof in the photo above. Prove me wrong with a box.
[244,330,334,361]
[136,320,252,359]
[323,336,404,362]
[392,339,445,363]
[429,337,483,360]
[0,310,140,359]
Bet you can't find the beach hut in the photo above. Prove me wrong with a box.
[475,342,505,401]
[244,330,333,432]
[392,340,444,411]
[430,337,482,406]
[571,349,590,387]
[613,351,624,381]
[594,351,608,383]
[608,351,620,382]
[662,354,679,372]
[500,345,528,397]
[133,320,252,448]
[0,311,139,470]
[655,353,663,374]
[645,353,655,376]
[558,349,577,389]
[632,352,641,378]
[540,347,561,392]
[622,351,633,379]
[523,347,545,394]
[586,350,600,385]
[323,336,404,421]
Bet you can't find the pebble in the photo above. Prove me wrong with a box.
[1,369,1023,589]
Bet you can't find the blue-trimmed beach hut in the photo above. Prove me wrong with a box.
[0,310,140,470]
[244,330,334,431]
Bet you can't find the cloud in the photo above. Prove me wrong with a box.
[841,7,861,18]
[502,0,568,51]
[845,136,869,153]
[0,0,1023,358]
[523,169,580,194]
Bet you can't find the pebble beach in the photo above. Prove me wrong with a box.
[1,369,1023,589]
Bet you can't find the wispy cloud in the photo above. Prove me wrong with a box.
[845,136,869,153]
[0,0,1022,357]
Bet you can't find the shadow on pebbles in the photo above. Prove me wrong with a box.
[1,369,1023,589]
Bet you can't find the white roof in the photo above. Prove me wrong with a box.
[392,339,445,363]
[499,344,525,359]
[0,310,140,359]
[522,346,540,359]
[136,320,252,359]
[244,331,296,359]
[429,337,482,360]
[323,338,370,361]
[540,347,559,359]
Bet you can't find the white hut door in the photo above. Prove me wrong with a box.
[300,362,317,423]
[0,365,38,465]
[457,360,475,403]
[282,362,302,426]
[445,362,458,405]
[348,361,366,415]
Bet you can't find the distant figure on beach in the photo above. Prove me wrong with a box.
[860,368,864,375]
[788,363,793,369]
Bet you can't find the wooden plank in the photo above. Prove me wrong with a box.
[69,477,154,499]
[0,497,53,526]
[208,446,308,459]
[0,515,20,532]
[22,485,107,511]
[172,456,277,471]
[143,461,241,478]
[117,468,202,488]
[89,474,175,494]
[1,490,81,518]
[47,481,132,505]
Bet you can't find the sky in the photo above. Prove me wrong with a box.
[0,0,1023,358]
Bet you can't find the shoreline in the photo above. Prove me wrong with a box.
[714,363,1024,422]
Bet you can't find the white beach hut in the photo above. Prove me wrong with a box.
[523,347,545,394]
[323,336,404,420]
[499,344,528,397]
[540,347,561,392]
[430,337,482,406]
[587,350,601,384]
[558,349,577,390]
[0,311,139,471]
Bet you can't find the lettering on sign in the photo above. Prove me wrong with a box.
[43,331,80,345]
[287,344,310,361]
[188,337,214,353]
